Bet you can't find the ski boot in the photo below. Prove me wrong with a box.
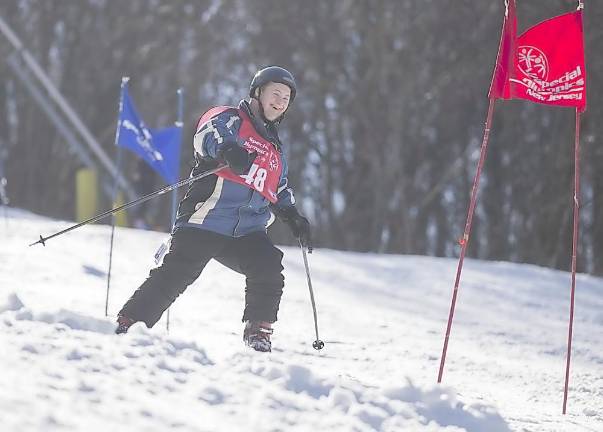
[115,315,136,334]
[243,320,273,352]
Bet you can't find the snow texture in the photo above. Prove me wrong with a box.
[0,207,601,431]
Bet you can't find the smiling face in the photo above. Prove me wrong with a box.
[258,82,291,121]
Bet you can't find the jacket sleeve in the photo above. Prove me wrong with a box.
[193,109,241,159]
[270,154,296,212]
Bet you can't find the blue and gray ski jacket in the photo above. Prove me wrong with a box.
[175,100,296,237]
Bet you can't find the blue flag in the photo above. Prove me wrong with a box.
[117,86,182,183]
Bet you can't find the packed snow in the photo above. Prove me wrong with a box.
[0,207,601,431]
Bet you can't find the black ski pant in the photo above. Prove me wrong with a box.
[118,227,285,328]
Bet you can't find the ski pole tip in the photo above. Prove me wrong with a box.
[29,235,46,247]
[312,339,325,350]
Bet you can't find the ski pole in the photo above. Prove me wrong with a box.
[29,165,226,247]
[299,239,324,350]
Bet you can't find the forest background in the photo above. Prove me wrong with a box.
[1,0,601,274]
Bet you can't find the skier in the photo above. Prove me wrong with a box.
[115,66,311,352]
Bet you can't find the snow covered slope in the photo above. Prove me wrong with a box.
[0,208,601,431]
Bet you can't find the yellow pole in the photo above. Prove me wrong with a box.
[113,192,128,227]
[75,168,98,222]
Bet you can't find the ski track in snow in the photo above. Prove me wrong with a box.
[0,207,601,432]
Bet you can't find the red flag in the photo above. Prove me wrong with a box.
[510,11,587,112]
[488,0,517,100]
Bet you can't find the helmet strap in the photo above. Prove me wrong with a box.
[256,88,269,123]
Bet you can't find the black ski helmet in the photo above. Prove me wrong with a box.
[249,66,296,102]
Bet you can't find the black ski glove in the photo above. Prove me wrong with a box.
[218,141,257,175]
[273,205,312,251]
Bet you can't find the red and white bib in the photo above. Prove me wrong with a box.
[197,106,283,203]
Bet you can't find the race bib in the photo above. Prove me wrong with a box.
[217,135,282,203]
[197,107,283,203]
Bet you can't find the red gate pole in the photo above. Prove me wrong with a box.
[563,108,581,414]
[438,98,496,383]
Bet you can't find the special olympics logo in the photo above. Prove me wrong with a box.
[269,153,279,171]
[518,46,549,80]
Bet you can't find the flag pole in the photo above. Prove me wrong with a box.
[166,87,184,333]
[438,98,496,383]
[105,77,129,317]
[172,88,183,230]
[563,108,581,414]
